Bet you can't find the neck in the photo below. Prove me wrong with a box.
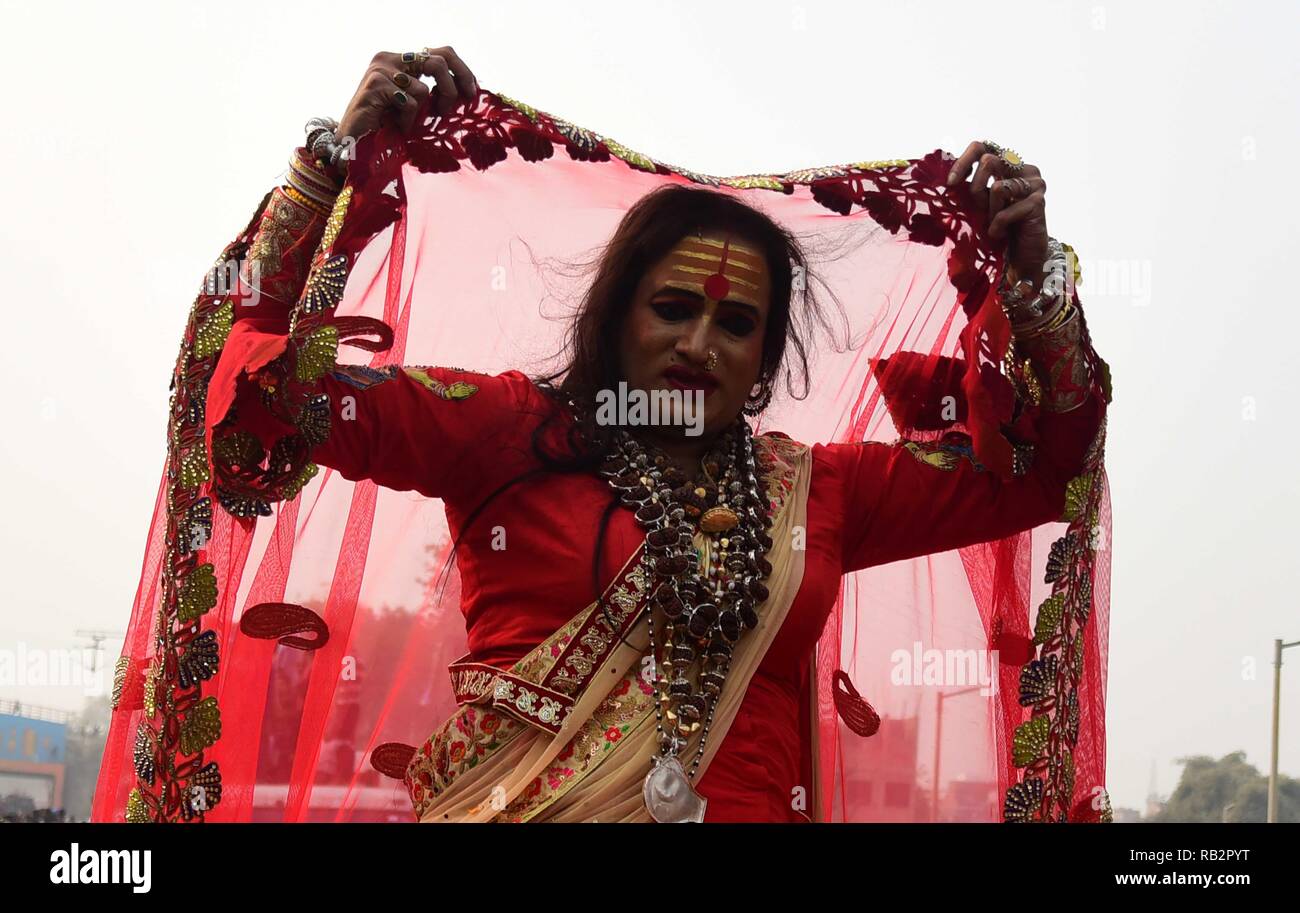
[635,426,719,481]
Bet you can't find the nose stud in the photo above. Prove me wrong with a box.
[705,349,718,372]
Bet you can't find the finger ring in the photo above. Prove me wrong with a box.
[982,140,1025,176]
[392,89,409,106]
[393,71,411,88]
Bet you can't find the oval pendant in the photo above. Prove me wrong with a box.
[699,506,739,534]
[644,754,707,822]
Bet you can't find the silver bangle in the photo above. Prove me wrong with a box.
[1000,237,1068,322]
[304,116,348,174]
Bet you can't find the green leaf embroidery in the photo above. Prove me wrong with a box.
[194,300,234,359]
[177,564,218,624]
[1013,715,1050,767]
[1061,473,1094,522]
[295,325,338,383]
[1033,593,1066,645]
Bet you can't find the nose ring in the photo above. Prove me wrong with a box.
[705,349,718,372]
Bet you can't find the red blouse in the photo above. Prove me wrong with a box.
[225,355,1105,823]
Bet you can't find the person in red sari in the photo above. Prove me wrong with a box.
[195,47,1107,823]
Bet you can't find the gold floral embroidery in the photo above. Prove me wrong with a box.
[904,441,961,471]
[900,433,985,473]
[405,707,527,818]
[125,788,150,824]
[755,434,804,517]
[500,668,658,823]
[320,184,353,256]
[403,367,479,400]
[247,192,312,281]
[111,656,131,710]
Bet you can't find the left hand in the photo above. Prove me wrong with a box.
[946,141,1049,290]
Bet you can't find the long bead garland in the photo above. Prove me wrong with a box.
[597,417,774,783]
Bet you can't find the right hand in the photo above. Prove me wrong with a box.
[328,47,479,177]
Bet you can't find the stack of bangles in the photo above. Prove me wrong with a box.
[1011,289,1076,342]
[281,139,343,218]
[997,237,1094,413]
[305,116,351,177]
[1000,237,1077,340]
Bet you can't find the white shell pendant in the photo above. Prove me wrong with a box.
[643,755,707,823]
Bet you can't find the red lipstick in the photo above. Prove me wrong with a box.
[662,365,719,392]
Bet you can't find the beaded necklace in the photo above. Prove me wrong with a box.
[596,414,774,822]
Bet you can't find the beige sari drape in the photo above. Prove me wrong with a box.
[414,436,811,823]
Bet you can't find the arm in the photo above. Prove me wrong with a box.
[829,279,1107,573]
[225,359,542,503]
[206,145,540,514]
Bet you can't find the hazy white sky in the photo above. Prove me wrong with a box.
[1,0,1296,813]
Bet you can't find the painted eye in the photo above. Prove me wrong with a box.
[652,300,691,321]
[722,316,756,336]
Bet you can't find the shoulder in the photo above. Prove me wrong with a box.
[752,430,811,516]
[754,429,809,460]
[403,366,535,407]
[338,365,555,414]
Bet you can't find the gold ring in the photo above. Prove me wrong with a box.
[983,140,1026,176]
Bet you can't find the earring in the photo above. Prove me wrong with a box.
[742,380,773,416]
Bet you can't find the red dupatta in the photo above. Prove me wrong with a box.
[94,87,1112,823]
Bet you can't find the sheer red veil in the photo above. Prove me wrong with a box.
[94,88,1112,823]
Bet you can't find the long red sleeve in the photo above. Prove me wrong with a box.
[822,387,1104,574]
[223,360,543,508]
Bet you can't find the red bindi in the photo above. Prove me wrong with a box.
[703,271,731,301]
[703,235,732,301]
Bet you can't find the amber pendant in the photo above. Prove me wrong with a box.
[643,755,707,823]
[699,506,739,534]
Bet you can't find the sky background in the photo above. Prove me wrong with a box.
[1,0,1297,813]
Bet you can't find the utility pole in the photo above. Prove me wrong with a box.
[932,684,984,822]
[1269,638,1300,823]
[75,629,125,675]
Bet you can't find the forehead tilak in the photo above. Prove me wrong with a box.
[663,234,765,302]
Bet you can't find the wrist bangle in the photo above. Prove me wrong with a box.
[999,236,1069,325]
[303,115,351,179]
[281,183,332,219]
[285,147,341,210]
[1013,295,1074,341]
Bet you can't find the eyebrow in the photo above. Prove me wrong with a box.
[653,284,763,319]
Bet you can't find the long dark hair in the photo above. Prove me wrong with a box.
[431,184,846,607]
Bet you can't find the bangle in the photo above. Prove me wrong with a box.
[1012,294,1073,341]
[305,116,338,156]
[285,148,341,210]
[999,237,1069,324]
[303,115,352,179]
[281,183,332,219]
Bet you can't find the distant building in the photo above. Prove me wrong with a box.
[837,716,926,822]
[0,700,69,812]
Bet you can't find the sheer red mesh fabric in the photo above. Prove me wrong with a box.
[94,89,1111,823]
